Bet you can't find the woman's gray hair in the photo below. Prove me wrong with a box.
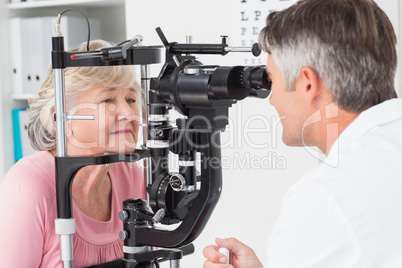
[259,0,397,112]
[28,40,141,151]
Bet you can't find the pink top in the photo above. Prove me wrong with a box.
[0,151,145,268]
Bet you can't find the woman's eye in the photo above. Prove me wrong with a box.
[127,98,136,104]
[101,98,112,104]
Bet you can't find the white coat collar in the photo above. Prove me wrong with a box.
[325,98,402,166]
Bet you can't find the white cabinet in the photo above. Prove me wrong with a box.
[0,0,127,177]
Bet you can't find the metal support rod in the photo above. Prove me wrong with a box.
[141,64,152,200]
[54,68,74,268]
[59,234,73,268]
[71,51,104,60]
[54,69,67,158]
[142,64,150,127]
[223,46,253,52]
[170,259,180,268]
[66,115,96,120]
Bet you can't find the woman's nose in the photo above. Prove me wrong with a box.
[116,101,136,122]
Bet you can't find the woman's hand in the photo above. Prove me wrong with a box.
[203,238,263,268]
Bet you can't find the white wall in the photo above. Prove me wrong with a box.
[375,0,401,96]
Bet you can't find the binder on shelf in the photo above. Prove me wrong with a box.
[9,18,24,95]
[21,17,42,95]
[9,16,101,97]
[12,109,36,162]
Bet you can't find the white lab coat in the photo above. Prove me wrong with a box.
[265,98,402,268]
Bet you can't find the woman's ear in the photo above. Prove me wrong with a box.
[51,107,56,125]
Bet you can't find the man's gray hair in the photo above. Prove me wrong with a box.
[259,0,397,112]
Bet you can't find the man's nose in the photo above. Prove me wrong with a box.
[268,92,274,106]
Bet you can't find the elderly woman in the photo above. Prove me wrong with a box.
[0,40,145,267]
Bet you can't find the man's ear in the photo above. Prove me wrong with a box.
[296,67,323,107]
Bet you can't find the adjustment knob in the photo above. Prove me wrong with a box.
[150,128,164,138]
[184,67,200,75]
[169,173,186,192]
[119,230,128,241]
[152,208,166,224]
[119,210,129,221]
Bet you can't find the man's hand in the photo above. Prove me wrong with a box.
[203,238,263,268]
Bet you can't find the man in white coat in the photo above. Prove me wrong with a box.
[203,0,402,267]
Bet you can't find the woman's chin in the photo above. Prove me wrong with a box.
[106,145,137,155]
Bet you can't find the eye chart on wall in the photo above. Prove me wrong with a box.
[232,0,298,65]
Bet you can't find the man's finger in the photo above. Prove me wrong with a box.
[215,237,244,252]
[203,245,228,263]
[203,260,233,268]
